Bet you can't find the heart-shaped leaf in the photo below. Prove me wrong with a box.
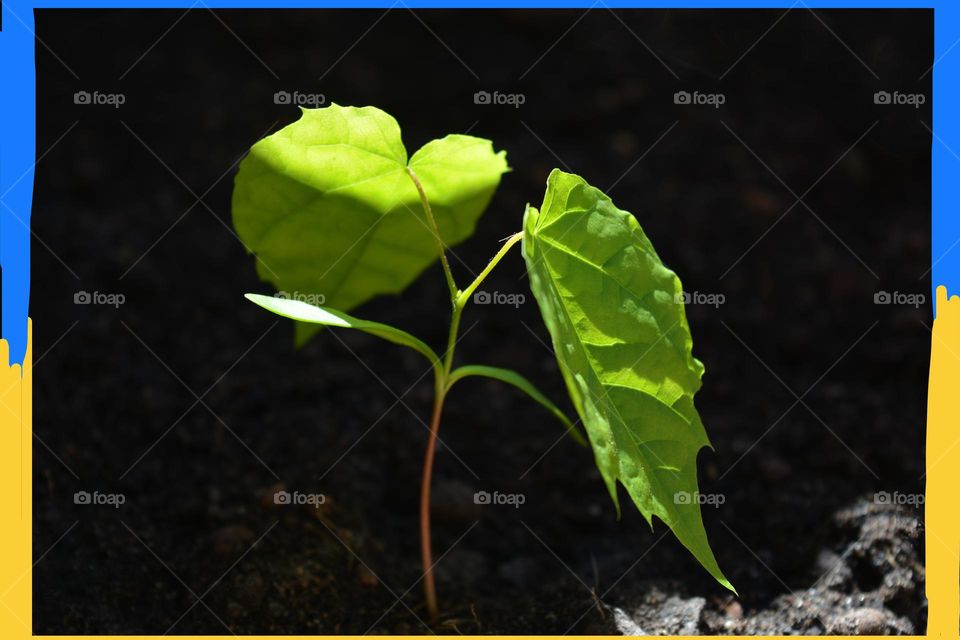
[522,169,733,592]
[232,104,508,345]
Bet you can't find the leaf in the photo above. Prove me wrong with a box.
[244,294,440,370]
[447,364,586,445]
[521,169,733,592]
[232,104,509,345]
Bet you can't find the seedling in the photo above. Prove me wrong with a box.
[232,104,733,620]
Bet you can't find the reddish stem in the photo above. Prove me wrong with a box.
[420,393,445,622]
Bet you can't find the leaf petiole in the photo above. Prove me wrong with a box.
[456,232,523,310]
[406,166,460,303]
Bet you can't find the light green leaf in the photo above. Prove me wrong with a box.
[232,104,508,346]
[521,169,733,592]
[447,364,586,445]
[244,293,440,370]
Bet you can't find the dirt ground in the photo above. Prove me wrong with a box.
[31,9,930,634]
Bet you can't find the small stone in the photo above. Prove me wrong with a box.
[825,607,889,635]
[725,599,743,620]
[628,590,706,635]
[611,606,645,635]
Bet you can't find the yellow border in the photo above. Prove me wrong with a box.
[0,319,31,639]
[926,286,960,638]
[1,298,954,638]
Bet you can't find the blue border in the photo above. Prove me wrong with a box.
[9,1,949,6]
[0,0,951,365]
[1,0,36,366]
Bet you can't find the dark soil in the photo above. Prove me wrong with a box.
[31,9,930,634]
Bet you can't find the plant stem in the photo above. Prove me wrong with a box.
[443,305,463,376]
[419,388,445,622]
[407,167,459,302]
[409,169,524,622]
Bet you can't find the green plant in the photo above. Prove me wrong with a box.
[232,104,733,620]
